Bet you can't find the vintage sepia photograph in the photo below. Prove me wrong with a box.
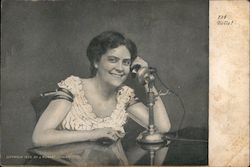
[1,0,209,165]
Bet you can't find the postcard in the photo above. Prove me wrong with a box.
[1,0,249,166]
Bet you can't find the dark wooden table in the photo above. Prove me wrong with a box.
[26,127,208,166]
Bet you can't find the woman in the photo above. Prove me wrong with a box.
[32,31,171,147]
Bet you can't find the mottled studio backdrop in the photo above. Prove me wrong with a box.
[1,0,208,164]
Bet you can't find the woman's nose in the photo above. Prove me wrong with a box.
[115,62,124,71]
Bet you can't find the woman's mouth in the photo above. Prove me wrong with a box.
[109,72,125,78]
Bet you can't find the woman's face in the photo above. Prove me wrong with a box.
[95,45,131,87]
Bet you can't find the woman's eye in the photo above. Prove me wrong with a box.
[108,58,118,63]
[123,59,131,66]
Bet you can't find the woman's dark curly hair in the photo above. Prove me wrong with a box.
[87,31,137,77]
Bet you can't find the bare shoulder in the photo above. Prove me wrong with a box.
[41,99,72,119]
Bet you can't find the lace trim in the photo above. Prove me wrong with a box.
[58,75,135,132]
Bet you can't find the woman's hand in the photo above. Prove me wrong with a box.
[131,56,149,68]
[92,128,125,141]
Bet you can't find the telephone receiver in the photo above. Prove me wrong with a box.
[130,64,142,78]
[130,64,157,84]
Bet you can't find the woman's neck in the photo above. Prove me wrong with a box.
[91,75,116,100]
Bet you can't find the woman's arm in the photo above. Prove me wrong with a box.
[127,56,171,133]
[32,99,119,147]
[127,86,171,133]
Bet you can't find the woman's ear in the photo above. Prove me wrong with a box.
[94,62,98,69]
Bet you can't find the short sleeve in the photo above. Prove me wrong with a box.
[57,75,83,95]
[117,85,139,108]
[127,91,139,107]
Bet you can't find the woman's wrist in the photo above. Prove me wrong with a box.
[89,129,102,140]
[143,85,161,105]
[144,85,158,93]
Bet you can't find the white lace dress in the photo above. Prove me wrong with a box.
[57,75,135,133]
